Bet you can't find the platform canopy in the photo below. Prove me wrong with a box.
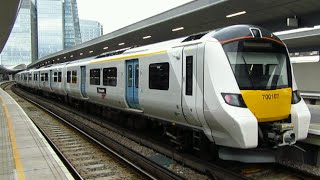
[0,64,26,74]
[0,0,21,53]
[28,0,320,68]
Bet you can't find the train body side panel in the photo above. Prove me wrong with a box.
[65,64,83,99]
[51,64,67,96]
[86,59,127,109]
[203,40,258,148]
[139,50,187,124]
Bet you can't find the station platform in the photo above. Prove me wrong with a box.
[0,85,73,179]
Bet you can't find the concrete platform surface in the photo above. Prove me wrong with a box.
[0,86,73,180]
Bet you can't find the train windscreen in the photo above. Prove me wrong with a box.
[223,39,291,90]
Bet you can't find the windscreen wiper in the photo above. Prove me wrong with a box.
[241,55,256,89]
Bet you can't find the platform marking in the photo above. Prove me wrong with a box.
[0,96,26,180]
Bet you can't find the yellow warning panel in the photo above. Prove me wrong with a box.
[241,88,292,122]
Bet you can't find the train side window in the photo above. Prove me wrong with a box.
[53,72,58,82]
[186,56,193,95]
[45,73,48,81]
[67,71,71,83]
[90,69,100,85]
[72,70,77,84]
[149,62,169,90]
[40,73,44,81]
[58,72,62,82]
[103,67,117,86]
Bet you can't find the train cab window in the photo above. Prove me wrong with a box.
[45,73,48,81]
[90,69,101,85]
[72,70,77,84]
[53,72,58,82]
[103,67,117,86]
[58,72,62,82]
[186,56,193,95]
[67,71,71,83]
[149,62,169,90]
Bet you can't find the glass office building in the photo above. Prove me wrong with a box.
[38,0,81,58]
[37,0,64,58]
[80,19,103,43]
[64,0,82,49]
[0,0,38,67]
[1,0,83,65]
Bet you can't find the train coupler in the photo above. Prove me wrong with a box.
[267,123,296,147]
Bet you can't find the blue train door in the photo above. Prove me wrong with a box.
[126,59,140,109]
[80,66,88,98]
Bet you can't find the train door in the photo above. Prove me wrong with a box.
[49,70,53,90]
[80,66,88,98]
[182,45,200,126]
[125,59,140,109]
[38,71,40,88]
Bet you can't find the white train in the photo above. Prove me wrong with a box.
[16,25,311,162]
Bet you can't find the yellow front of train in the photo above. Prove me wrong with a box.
[219,26,311,148]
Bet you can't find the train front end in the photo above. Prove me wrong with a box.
[203,25,310,161]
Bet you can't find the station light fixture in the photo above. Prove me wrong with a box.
[89,50,93,53]
[103,46,108,50]
[118,42,125,46]
[80,52,83,55]
[226,11,246,18]
[172,27,184,32]
[143,35,151,39]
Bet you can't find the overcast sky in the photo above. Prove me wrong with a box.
[77,0,194,34]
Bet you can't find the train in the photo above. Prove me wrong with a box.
[16,25,311,162]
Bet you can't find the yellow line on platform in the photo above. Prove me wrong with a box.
[0,96,25,180]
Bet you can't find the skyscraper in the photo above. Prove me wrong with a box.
[64,0,82,48]
[80,19,103,43]
[38,0,81,58]
[0,0,38,67]
[37,0,64,58]
[1,0,83,65]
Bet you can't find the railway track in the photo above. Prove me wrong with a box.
[2,83,160,179]
[4,82,320,179]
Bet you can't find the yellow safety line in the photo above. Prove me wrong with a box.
[0,96,25,180]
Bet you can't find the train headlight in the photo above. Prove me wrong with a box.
[291,90,301,104]
[221,93,247,108]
